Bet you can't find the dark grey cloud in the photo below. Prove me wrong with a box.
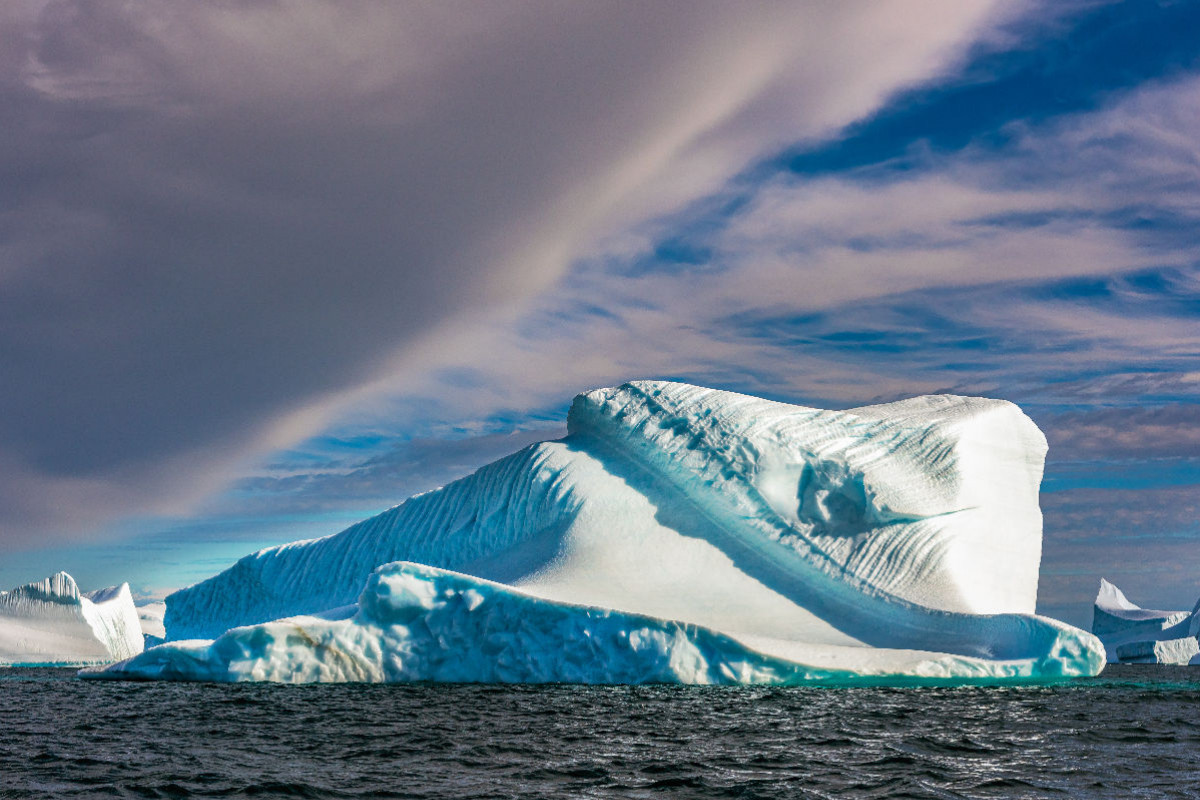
[0,1,1009,545]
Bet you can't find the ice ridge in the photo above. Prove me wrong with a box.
[164,443,581,640]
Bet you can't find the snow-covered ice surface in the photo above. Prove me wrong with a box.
[93,381,1104,684]
[1,573,143,666]
[1092,579,1200,665]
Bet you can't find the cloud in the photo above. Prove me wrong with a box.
[663,72,1200,316]
[227,426,564,516]
[1022,370,1200,404]
[1043,405,1200,461]
[0,0,1014,546]
[498,71,1200,404]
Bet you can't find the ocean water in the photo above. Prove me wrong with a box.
[1,665,1198,799]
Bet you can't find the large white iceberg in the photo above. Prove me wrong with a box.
[1092,579,1200,665]
[1,572,144,666]
[89,381,1104,684]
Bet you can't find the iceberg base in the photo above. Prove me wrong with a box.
[86,562,1104,686]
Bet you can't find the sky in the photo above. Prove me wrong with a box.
[1,0,1197,629]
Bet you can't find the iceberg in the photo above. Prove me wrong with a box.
[90,381,1104,684]
[1,572,144,666]
[1092,579,1200,665]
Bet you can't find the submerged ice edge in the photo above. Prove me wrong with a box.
[85,561,1104,686]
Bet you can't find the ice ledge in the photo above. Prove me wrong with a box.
[85,561,1104,685]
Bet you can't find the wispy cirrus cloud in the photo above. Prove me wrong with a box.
[1043,405,1200,462]
[229,427,564,517]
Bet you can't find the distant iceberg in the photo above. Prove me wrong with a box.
[137,600,167,648]
[1,572,144,666]
[1092,579,1200,665]
[88,381,1104,684]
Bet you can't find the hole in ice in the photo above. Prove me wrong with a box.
[795,461,872,536]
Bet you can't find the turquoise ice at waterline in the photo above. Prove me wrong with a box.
[86,381,1105,684]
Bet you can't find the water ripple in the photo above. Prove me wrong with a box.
[1,665,1199,798]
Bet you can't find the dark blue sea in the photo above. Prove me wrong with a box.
[2,665,1198,799]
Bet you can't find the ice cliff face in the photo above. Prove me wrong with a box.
[1,572,144,665]
[1092,579,1200,665]
[96,381,1102,684]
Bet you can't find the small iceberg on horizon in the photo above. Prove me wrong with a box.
[1,572,144,666]
[86,381,1105,685]
[1092,579,1200,665]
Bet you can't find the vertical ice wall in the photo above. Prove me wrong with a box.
[82,583,149,661]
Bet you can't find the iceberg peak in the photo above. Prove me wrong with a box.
[2,571,82,605]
